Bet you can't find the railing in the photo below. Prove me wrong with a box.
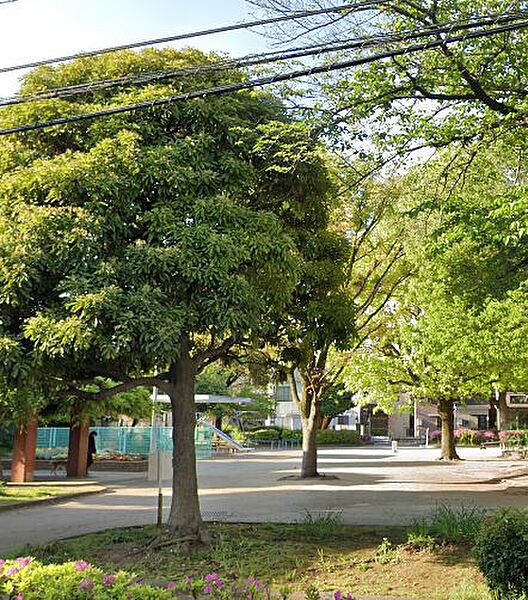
[36,425,213,460]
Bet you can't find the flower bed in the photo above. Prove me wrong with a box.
[0,557,358,599]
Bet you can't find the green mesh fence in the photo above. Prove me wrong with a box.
[36,423,213,460]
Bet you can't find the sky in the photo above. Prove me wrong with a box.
[0,0,271,96]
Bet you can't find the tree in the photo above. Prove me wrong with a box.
[319,384,354,429]
[0,48,331,541]
[344,137,528,459]
[255,170,410,477]
[251,0,528,165]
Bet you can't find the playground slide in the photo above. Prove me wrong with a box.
[204,424,253,452]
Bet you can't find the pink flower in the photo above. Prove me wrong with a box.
[166,581,177,590]
[103,574,116,586]
[79,578,94,590]
[184,576,192,585]
[6,567,19,576]
[75,560,90,571]
[0,559,5,569]
[15,594,24,600]
[16,557,31,567]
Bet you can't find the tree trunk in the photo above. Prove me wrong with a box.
[320,416,332,430]
[301,406,320,477]
[166,347,206,543]
[438,398,460,460]
[497,390,515,430]
[287,371,322,478]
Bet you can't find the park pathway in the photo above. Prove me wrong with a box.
[1,446,527,554]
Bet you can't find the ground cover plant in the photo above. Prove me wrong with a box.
[3,522,492,599]
[0,484,73,505]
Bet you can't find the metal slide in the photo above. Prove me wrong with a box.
[203,423,253,452]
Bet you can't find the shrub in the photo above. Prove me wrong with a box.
[474,508,528,599]
[316,429,362,446]
[499,429,528,449]
[0,559,174,600]
[245,428,282,441]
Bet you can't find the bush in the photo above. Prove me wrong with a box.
[499,429,528,449]
[245,428,282,441]
[0,559,174,600]
[316,429,362,446]
[474,508,528,599]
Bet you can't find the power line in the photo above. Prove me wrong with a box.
[0,2,379,75]
[0,18,525,137]
[2,10,526,109]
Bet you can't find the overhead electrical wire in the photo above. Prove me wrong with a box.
[0,17,526,137]
[0,1,380,74]
[1,10,526,109]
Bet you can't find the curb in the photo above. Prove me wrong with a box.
[0,486,108,513]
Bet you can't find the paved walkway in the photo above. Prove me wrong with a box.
[1,446,527,553]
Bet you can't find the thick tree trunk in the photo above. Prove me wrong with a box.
[438,398,460,461]
[166,349,206,542]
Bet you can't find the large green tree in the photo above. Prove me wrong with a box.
[0,48,331,541]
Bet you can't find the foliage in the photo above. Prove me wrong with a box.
[474,508,528,599]
[10,522,488,599]
[320,385,354,422]
[0,558,174,599]
[316,429,362,446]
[374,538,400,565]
[409,504,486,545]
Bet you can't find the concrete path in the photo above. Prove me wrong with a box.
[1,446,527,554]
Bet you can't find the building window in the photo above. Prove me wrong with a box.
[477,415,488,430]
[276,385,291,402]
[337,416,349,425]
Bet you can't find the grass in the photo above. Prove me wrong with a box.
[0,485,73,505]
[408,504,486,545]
[5,522,492,599]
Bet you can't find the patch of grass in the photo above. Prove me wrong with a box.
[0,486,72,505]
[409,503,486,545]
[434,578,493,600]
[296,510,344,539]
[12,523,489,598]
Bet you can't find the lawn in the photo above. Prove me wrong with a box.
[0,485,73,505]
[4,521,491,599]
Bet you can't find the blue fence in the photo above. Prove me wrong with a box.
[36,424,213,460]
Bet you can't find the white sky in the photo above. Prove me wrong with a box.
[0,0,270,96]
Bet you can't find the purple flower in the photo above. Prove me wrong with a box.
[16,557,31,567]
[204,573,220,583]
[103,574,116,586]
[334,593,343,600]
[75,560,90,571]
[6,567,20,577]
[79,578,94,590]
[244,577,264,591]
[184,576,192,585]
[166,581,177,590]
[203,584,213,594]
